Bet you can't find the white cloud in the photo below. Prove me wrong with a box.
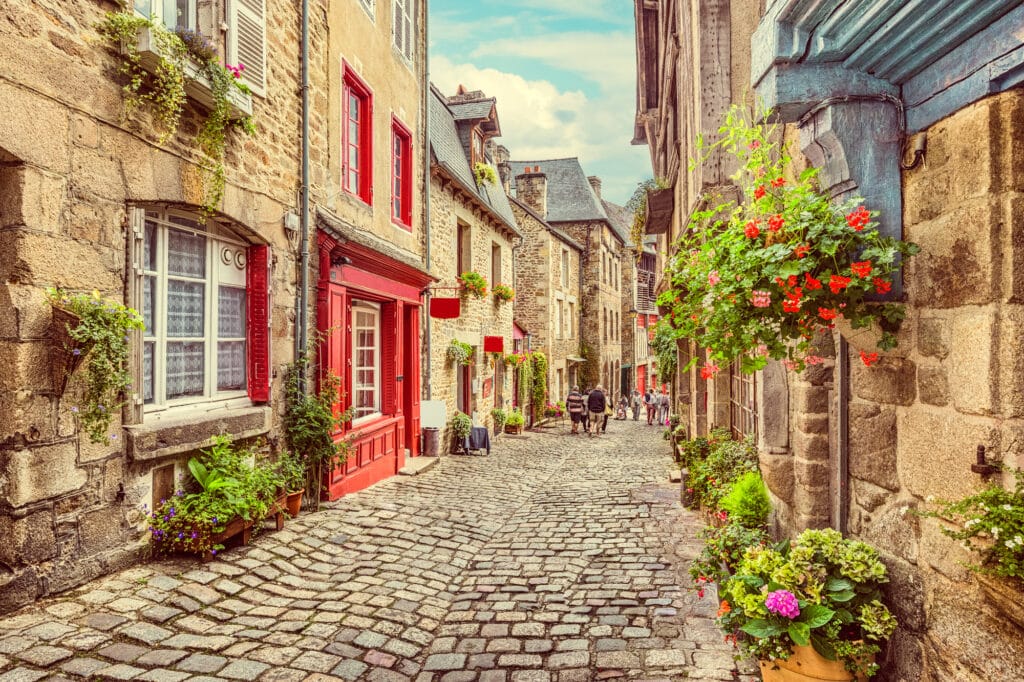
[516,0,619,21]
[430,55,650,204]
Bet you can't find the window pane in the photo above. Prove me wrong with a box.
[218,286,246,338]
[357,329,374,348]
[166,341,204,398]
[143,276,155,335]
[217,341,246,391]
[144,221,157,271]
[168,229,206,278]
[143,341,155,404]
[134,0,151,18]
[167,280,205,337]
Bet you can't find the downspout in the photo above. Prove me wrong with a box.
[296,0,310,379]
[422,0,432,399]
[838,336,850,535]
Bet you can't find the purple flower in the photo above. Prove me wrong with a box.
[211,549,217,556]
[191,532,198,539]
[765,589,801,620]
[110,434,118,440]
[162,515,169,522]
[212,517,218,524]
[177,532,184,539]
[176,490,184,497]
[71,406,79,413]
[72,348,81,356]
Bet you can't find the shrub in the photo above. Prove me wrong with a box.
[490,408,507,430]
[451,411,472,440]
[687,435,759,510]
[720,471,771,528]
[690,521,771,589]
[505,408,525,427]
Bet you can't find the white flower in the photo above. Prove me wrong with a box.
[965,519,980,529]
[1015,535,1023,545]
[1002,504,1013,511]
[992,526,1000,538]
[926,495,935,503]
[1006,540,1016,549]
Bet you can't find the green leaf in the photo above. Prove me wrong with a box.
[834,608,854,624]
[788,621,811,646]
[825,577,853,592]
[798,604,834,628]
[830,589,856,603]
[741,619,786,638]
[810,633,838,661]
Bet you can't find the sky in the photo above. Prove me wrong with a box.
[428,0,652,206]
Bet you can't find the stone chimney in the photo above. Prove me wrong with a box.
[588,175,602,199]
[516,167,547,218]
[494,144,511,191]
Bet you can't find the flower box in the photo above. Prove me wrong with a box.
[504,424,523,435]
[152,516,254,563]
[760,644,870,682]
[128,26,252,119]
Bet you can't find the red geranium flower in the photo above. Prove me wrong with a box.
[818,307,838,321]
[846,206,870,231]
[829,274,852,294]
[804,273,822,290]
[768,214,785,232]
[754,186,766,200]
[748,140,761,150]
[771,177,785,188]
[873,277,892,294]
[794,244,810,259]
[744,221,760,239]
[860,351,879,367]
[700,363,720,380]
[851,260,872,278]
[782,299,801,313]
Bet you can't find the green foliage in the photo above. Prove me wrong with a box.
[685,431,759,511]
[918,468,1024,580]
[626,178,669,261]
[197,58,255,214]
[719,529,897,676]
[446,339,474,366]
[490,408,507,430]
[145,436,283,557]
[650,321,680,384]
[451,411,472,439]
[283,350,353,510]
[458,271,488,298]
[275,450,307,492]
[492,283,515,303]
[473,162,498,186]
[531,352,548,422]
[660,104,919,375]
[720,471,772,528]
[690,521,771,586]
[47,288,145,443]
[517,354,534,412]
[502,353,521,367]
[504,408,525,427]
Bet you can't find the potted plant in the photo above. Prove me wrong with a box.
[658,104,919,376]
[277,450,306,518]
[504,408,525,434]
[717,528,898,680]
[446,339,474,366]
[47,288,145,443]
[490,407,507,435]
[451,411,472,453]
[474,162,498,186]
[492,284,515,304]
[458,271,488,299]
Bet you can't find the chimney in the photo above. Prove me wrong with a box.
[516,169,547,219]
[588,176,602,199]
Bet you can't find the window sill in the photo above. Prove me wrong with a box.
[129,26,253,120]
[125,405,270,463]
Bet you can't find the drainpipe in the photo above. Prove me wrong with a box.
[296,0,311,381]
[838,336,850,535]
[422,0,432,399]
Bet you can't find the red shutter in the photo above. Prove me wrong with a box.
[381,302,398,415]
[246,244,271,402]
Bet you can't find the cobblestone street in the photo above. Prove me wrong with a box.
[0,419,754,682]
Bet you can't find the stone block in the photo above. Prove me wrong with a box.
[0,341,51,392]
[949,308,997,415]
[793,412,828,435]
[0,566,41,613]
[791,430,829,462]
[759,453,794,505]
[848,402,899,491]
[897,411,999,500]
[917,317,950,359]
[0,390,55,444]
[124,406,270,462]
[0,165,64,233]
[793,457,829,489]
[0,510,57,566]
[879,554,926,632]
[851,354,915,406]
[4,441,88,507]
[851,479,889,513]
[0,79,70,170]
[0,284,52,341]
[1006,196,1024,304]
[79,507,126,555]
[791,383,829,414]
[999,305,1024,418]
[0,230,121,291]
[917,365,949,407]
[860,505,919,564]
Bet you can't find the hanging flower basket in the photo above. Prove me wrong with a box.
[50,307,91,395]
[458,271,488,299]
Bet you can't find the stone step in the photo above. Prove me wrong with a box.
[398,456,440,476]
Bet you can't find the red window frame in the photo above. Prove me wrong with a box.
[391,116,413,229]
[342,62,373,204]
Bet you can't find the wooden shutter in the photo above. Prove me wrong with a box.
[246,244,271,402]
[230,0,266,96]
[380,302,399,415]
[393,0,405,58]
[124,207,147,425]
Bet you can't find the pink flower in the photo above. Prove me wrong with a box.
[751,290,771,308]
[708,270,721,286]
[700,363,720,380]
[765,589,800,619]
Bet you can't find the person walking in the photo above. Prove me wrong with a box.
[630,389,642,421]
[587,385,607,437]
[566,386,585,435]
[581,388,592,433]
[658,388,671,425]
[644,389,656,425]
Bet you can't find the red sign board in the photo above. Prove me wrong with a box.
[429,297,461,319]
[483,335,504,353]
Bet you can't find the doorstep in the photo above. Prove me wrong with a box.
[398,457,440,476]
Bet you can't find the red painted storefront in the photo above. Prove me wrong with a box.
[317,230,432,499]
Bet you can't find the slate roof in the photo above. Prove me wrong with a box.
[601,199,633,247]
[508,158,609,225]
[449,99,495,122]
[508,195,584,252]
[429,85,519,234]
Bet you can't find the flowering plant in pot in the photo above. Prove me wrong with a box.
[504,408,525,433]
[458,271,488,299]
[718,528,898,679]
[47,288,144,443]
[276,450,307,518]
[658,105,919,375]
[446,339,474,366]
[492,284,515,304]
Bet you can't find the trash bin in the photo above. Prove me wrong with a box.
[422,427,440,457]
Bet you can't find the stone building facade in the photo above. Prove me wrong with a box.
[427,87,518,441]
[0,0,307,611]
[634,0,1024,678]
[509,161,628,398]
[508,194,583,402]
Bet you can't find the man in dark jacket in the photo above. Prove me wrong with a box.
[566,386,585,435]
[586,385,607,437]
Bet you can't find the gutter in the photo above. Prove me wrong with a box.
[838,336,850,535]
[296,0,311,386]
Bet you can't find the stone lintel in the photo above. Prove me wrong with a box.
[124,406,271,463]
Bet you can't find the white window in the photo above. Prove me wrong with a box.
[393,0,416,62]
[555,301,563,340]
[227,0,267,96]
[351,301,381,422]
[134,0,196,31]
[359,0,375,20]
[567,302,574,339]
[141,210,248,410]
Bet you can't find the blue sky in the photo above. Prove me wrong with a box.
[428,0,652,205]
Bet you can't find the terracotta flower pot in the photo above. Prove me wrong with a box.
[759,645,870,682]
[286,489,304,518]
[504,424,523,434]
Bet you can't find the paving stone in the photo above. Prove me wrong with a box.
[0,667,47,682]
[60,657,108,677]
[120,621,174,645]
[291,650,342,672]
[15,646,72,667]
[423,653,467,671]
[95,664,147,680]
[331,659,370,680]
[364,650,399,667]
[23,624,75,642]
[219,659,271,679]
[175,652,227,673]
[97,642,150,662]
[496,654,542,667]
[80,613,128,631]
[548,651,590,669]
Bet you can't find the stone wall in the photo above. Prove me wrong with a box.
[0,0,307,612]
[426,176,515,443]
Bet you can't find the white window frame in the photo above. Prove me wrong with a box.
[141,209,249,415]
[351,301,382,425]
[134,0,197,31]
[358,0,375,20]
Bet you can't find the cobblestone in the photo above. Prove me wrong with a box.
[0,422,754,680]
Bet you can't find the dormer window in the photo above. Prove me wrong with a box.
[472,130,485,166]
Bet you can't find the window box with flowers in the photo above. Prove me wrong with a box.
[492,284,515,305]
[446,339,474,367]
[658,105,919,377]
[458,271,488,299]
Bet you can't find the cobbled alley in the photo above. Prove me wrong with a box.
[0,420,755,682]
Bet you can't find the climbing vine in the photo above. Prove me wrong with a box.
[517,353,534,414]
[531,352,548,422]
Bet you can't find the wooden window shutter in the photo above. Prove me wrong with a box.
[124,207,147,425]
[246,244,271,402]
[393,0,405,57]
[380,303,399,415]
[405,0,416,61]
[230,0,266,96]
